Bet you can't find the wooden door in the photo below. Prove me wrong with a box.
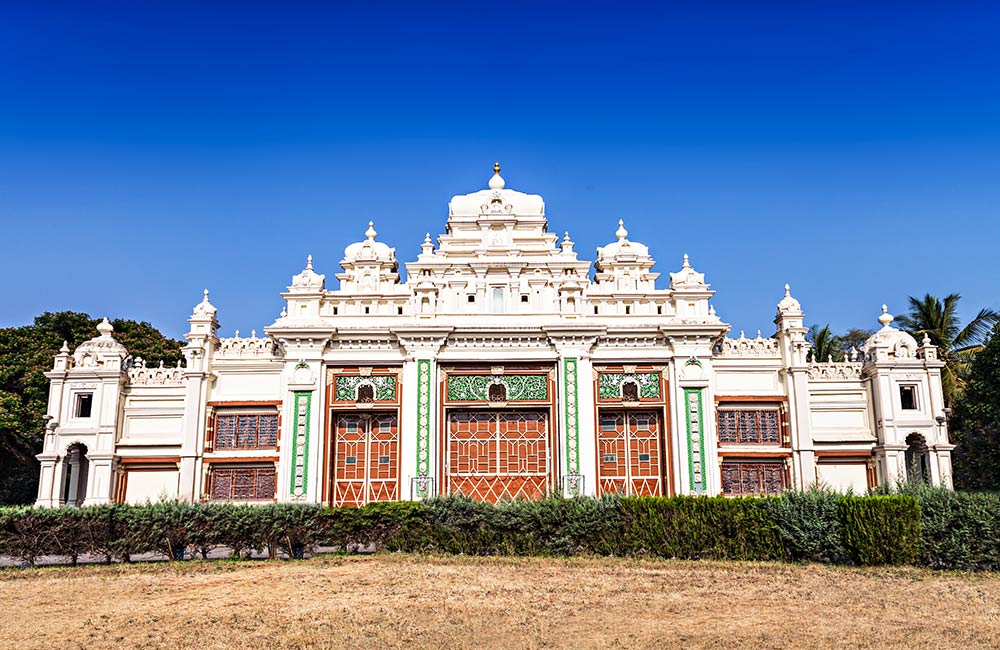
[597,410,663,496]
[447,410,549,503]
[333,413,399,506]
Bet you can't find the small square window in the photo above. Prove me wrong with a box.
[379,455,390,464]
[468,295,475,303]
[521,295,529,303]
[364,306,370,315]
[397,306,403,315]
[638,453,651,462]
[900,385,918,410]
[74,393,93,418]
[602,454,617,463]
[345,456,357,465]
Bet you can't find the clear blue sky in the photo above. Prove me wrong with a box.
[1,2,998,340]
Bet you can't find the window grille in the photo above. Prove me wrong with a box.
[717,408,781,444]
[214,413,278,449]
[210,466,276,501]
[720,461,786,496]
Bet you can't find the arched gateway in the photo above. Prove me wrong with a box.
[35,165,955,507]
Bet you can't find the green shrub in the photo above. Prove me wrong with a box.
[902,485,1000,571]
[761,489,848,564]
[839,495,921,565]
[618,496,784,561]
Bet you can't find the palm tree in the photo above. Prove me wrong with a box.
[806,324,844,362]
[894,293,1000,406]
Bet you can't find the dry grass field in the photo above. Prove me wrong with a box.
[1,554,999,650]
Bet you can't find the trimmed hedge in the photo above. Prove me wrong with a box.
[0,491,994,570]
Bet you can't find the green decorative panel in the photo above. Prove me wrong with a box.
[446,374,548,402]
[563,358,581,495]
[598,373,661,399]
[415,359,432,497]
[334,375,396,401]
[290,391,312,498]
[684,388,706,494]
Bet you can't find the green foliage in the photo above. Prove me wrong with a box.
[895,293,999,405]
[886,483,1000,571]
[0,312,183,505]
[760,488,848,563]
[5,492,1000,570]
[951,324,1000,490]
[807,325,844,363]
[838,495,921,566]
[617,496,783,560]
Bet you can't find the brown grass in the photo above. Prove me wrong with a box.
[1,554,999,649]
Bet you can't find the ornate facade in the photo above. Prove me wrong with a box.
[35,165,954,507]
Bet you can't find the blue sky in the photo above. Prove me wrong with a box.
[1,2,998,340]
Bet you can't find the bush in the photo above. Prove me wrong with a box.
[618,496,784,561]
[761,489,848,564]
[4,491,998,570]
[839,495,921,566]
[901,484,1000,571]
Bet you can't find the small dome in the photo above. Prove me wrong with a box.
[73,317,127,366]
[777,284,801,313]
[289,255,326,292]
[488,161,505,190]
[192,289,217,317]
[344,221,395,263]
[863,304,919,359]
[596,219,650,261]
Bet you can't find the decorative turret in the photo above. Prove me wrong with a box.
[185,289,219,370]
[774,284,808,366]
[289,255,326,293]
[862,304,919,363]
[336,221,400,293]
[593,219,659,292]
[72,317,128,369]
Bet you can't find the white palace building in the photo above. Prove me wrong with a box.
[36,165,954,507]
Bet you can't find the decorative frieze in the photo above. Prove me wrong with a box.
[806,362,863,380]
[333,375,397,402]
[446,374,548,402]
[217,332,280,358]
[127,360,185,386]
[684,388,706,494]
[598,372,661,400]
[289,392,311,499]
[716,331,780,358]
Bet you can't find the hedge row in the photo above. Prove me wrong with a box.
[4,490,979,569]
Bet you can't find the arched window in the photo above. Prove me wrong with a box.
[904,433,930,484]
[621,381,640,402]
[63,443,89,507]
[356,384,375,404]
[488,382,507,402]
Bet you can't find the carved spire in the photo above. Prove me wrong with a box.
[878,304,894,329]
[682,253,691,269]
[306,254,313,270]
[616,219,628,241]
[488,161,505,190]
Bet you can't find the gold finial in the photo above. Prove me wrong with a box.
[493,161,500,174]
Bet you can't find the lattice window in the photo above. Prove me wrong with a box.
[716,408,781,445]
[210,466,276,501]
[214,413,278,449]
[720,461,786,496]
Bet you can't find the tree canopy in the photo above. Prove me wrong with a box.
[951,324,1000,490]
[895,293,999,406]
[0,312,183,504]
